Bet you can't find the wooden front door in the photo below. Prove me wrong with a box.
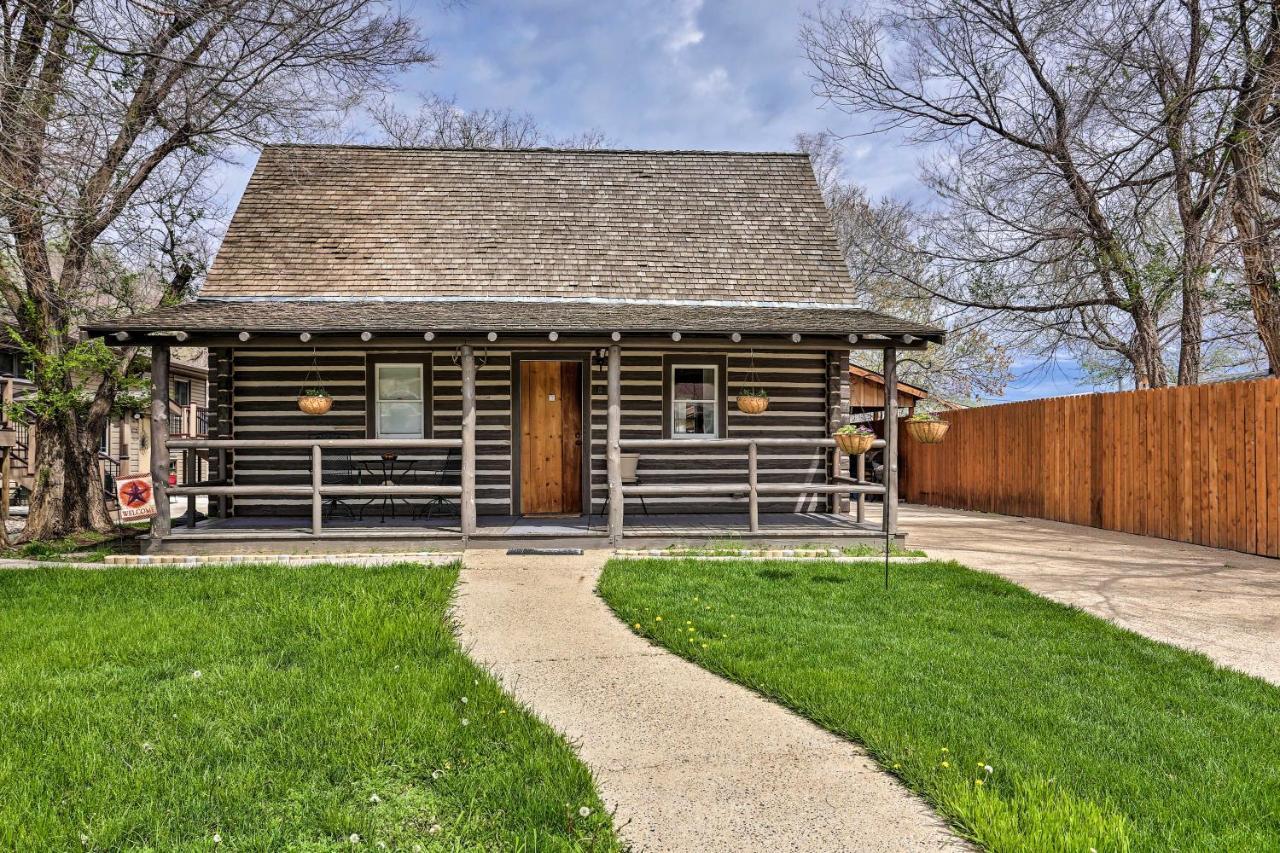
[519,360,583,515]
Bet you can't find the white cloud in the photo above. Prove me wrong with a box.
[665,0,706,53]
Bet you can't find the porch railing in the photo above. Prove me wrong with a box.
[615,437,887,534]
[166,438,463,535]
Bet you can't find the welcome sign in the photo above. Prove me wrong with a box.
[115,474,157,521]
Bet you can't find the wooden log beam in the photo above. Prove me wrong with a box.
[607,344,623,543]
[883,346,899,535]
[150,345,171,539]
[460,344,477,537]
[827,349,850,513]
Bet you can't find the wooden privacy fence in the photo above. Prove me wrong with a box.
[900,377,1280,559]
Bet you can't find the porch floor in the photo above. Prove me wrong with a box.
[155,509,895,555]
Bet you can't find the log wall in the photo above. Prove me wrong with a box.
[223,345,835,516]
[900,378,1280,558]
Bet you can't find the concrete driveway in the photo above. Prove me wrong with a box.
[454,549,963,853]
[901,505,1280,684]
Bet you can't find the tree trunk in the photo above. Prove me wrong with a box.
[1231,149,1280,374]
[20,415,114,542]
[1132,305,1168,388]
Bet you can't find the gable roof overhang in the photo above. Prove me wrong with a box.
[82,298,945,350]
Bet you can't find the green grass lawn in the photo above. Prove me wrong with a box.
[0,562,619,851]
[598,557,1280,852]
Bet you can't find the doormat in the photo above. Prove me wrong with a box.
[506,547,584,556]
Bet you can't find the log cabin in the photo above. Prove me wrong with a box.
[83,145,944,554]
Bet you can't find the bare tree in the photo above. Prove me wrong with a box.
[0,0,430,540]
[803,0,1235,388]
[1223,0,1280,373]
[796,132,1013,402]
[370,94,609,149]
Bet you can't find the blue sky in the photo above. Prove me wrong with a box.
[213,0,1096,400]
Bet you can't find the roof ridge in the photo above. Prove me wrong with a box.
[263,143,811,157]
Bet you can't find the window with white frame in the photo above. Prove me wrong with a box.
[670,364,719,437]
[374,363,425,439]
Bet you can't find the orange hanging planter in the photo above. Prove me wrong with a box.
[297,346,332,415]
[833,424,875,455]
[736,390,769,414]
[297,392,333,415]
[905,413,949,444]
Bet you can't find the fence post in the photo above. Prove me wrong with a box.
[856,452,866,524]
[184,449,197,527]
[216,447,227,518]
[311,444,322,535]
[748,440,759,533]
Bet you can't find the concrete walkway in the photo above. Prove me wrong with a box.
[454,550,963,852]
[901,505,1280,684]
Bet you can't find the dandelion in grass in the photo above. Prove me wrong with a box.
[431,769,443,780]
[460,696,468,704]
[941,761,950,768]
[369,793,381,804]
[429,824,442,835]
[655,616,663,621]
[376,842,387,850]
[349,833,361,844]
[983,764,993,775]
[579,806,592,818]
[141,741,154,752]
[213,833,222,844]
[974,778,984,787]
[461,718,469,726]
[191,670,202,679]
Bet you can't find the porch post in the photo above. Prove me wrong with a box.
[150,344,171,539]
[460,344,477,537]
[882,346,898,535]
[606,344,623,543]
[826,349,850,513]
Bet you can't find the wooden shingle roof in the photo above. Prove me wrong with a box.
[201,145,858,304]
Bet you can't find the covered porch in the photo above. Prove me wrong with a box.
[84,299,942,555]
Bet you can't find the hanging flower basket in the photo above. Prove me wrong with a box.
[833,423,875,455]
[736,389,769,414]
[905,413,949,444]
[297,390,333,415]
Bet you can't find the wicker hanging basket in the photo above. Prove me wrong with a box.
[736,393,769,415]
[297,346,332,414]
[833,432,875,455]
[905,419,949,444]
[297,394,333,415]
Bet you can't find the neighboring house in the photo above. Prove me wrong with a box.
[84,145,943,551]
[0,343,209,510]
[848,364,929,421]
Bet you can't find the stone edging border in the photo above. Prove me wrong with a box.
[614,548,930,562]
[103,552,462,567]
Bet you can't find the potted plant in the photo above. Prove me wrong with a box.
[736,387,769,414]
[833,423,875,455]
[297,388,333,415]
[905,411,949,444]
